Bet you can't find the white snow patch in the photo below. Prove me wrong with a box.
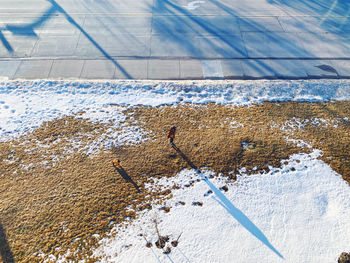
[282,117,308,131]
[285,138,313,149]
[281,117,344,132]
[64,124,149,156]
[229,120,244,129]
[311,118,340,128]
[94,150,350,263]
[1,79,350,141]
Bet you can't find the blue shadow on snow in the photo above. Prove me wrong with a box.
[171,143,284,260]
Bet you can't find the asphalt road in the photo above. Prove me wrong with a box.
[1,0,350,79]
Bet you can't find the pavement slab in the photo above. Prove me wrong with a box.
[114,59,148,79]
[14,60,53,79]
[49,59,84,79]
[179,60,204,79]
[238,17,284,32]
[221,59,244,79]
[331,60,350,78]
[0,60,21,79]
[80,59,116,79]
[148,59,180,79]
[31,35,80,57]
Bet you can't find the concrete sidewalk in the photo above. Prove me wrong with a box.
[1,0,350,80]
[1,58,349,80]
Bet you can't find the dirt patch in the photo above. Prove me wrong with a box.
[0,101,349,262]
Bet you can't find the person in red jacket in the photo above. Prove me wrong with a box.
[167,126,176,145]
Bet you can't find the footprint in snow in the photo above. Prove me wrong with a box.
[175,201,185,206]
[204,190,213,197]
[219,185,229,192]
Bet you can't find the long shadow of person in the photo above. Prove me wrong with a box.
[171,143,198,170]
[0,220,14,263]
[113,163,140,193]
[171,142,284,260]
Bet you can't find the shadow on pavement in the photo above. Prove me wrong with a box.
[151,0,349,81]
[48,0,131,78]
[0,0,131,78]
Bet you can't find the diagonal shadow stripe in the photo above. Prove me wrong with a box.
[0,31,13,53]
[171,143,284,259]
[112,163,141,193]
[0,221,14,263]
[47,0,132,78]
[5,5,57,37]
[1,0,132,78]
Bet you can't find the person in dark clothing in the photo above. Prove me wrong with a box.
[167,126,176,145]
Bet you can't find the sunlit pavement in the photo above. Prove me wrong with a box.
[0,0,350,79]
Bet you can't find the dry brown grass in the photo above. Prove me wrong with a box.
[0,101,349,262]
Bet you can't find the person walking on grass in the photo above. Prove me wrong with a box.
[168,126,176,145]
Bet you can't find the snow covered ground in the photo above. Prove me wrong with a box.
[95,150,350,263]
[1,79,350,141]
[1,79,350,262]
